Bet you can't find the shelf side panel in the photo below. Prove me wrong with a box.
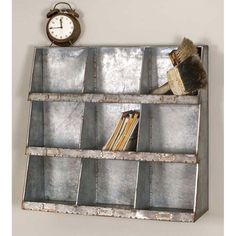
[30,49,43,93]
[77,159,96,205]
[139,48,151,94]
[195,46,209,219]
[137,104,151,152]
[135,162,150,209]
[83,48,96,93]
[80,103,96,149]
[28,101,44,147]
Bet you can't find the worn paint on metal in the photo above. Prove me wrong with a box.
[22,201,195,222]
[28,93,199,105]
[26,147,197,164]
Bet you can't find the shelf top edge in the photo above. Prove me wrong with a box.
[28,93,200,105]
[32,44,208,49]
[22,201,195,222]
[26,146,198,164]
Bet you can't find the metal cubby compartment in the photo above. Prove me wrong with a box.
[23,46,208,222]
[78,159,138,208]
[30,48,88,93]
[28,101,85,149]
[24,156,82,205]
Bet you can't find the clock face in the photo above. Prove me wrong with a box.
[48,15,74,40]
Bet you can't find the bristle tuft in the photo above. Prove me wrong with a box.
[177,55,207,93]
[175,38,198,63]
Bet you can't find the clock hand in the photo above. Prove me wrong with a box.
[49,27,61,29]
[60,18,63,28]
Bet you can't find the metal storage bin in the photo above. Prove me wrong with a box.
[28,101,84,148]
[22,45,208,222]
[81,103,141,150]
[24,156,82,204]
[78,159,138,207]
[135,162,196,211]
[30,48,88,93]
[137,104,200,153]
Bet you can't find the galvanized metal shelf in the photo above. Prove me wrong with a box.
[22,45,208,222]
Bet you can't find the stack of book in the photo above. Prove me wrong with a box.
[102,110,140,151]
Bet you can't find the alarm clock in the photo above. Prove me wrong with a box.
[46,2,81,46]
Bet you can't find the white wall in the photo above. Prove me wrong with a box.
[13,0,223,235]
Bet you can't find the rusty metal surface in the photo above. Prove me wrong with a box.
[28,92,199,104]
[22,201,195,222]
[26,147,198,164]
[23,45,208,222]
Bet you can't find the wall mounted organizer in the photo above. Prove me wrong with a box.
[22,45,208,222]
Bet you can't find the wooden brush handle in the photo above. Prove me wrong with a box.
[151,83,171,95]
[169,50,178,66]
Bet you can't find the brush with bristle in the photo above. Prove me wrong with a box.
[169,38,198,66]
[151,54,207,95]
